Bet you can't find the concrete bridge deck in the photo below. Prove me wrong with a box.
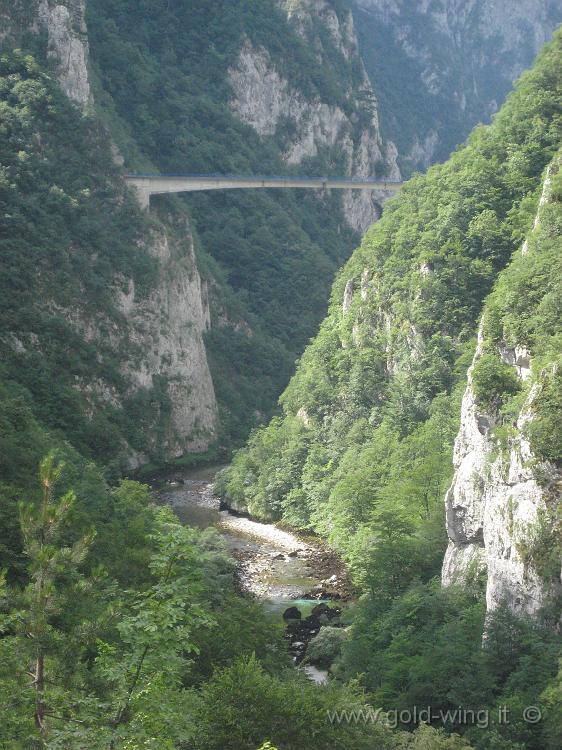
[124,173,403,209]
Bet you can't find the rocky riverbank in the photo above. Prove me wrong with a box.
[228,542,353,602]
[155,471,353,682]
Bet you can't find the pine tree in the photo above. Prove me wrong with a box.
[16,453,94,744]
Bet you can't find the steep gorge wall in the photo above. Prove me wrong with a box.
[0,1,219,466]
[37,0,92,106]
[114,220,217,466]
[220,29,562,608]
[55,216,218,468]
[0,0,91,106]
[87,0,393,446]
[354,0,562,173]
[228,0,400,233]
[442,157,562,618]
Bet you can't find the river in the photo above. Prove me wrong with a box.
[154,465,348,683]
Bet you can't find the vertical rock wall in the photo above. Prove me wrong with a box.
[442,162,562,618]
[118,222,218,467]
[228,0,400,234]
[37,0,92,107]
[1,0,219,465]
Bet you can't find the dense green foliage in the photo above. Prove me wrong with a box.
[0,455,279,748]
[0,52,172,470]
[0,455,487,749]
[219,29,562,750]
[305,625,348,669]
[2,449,558,748]
[527,367,562,464]
[223,29,562,569]
[471,354,521,411]
[338,582,562,749]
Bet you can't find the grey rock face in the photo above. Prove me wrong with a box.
[0,1,92,107]
[38,0,92,107]
[442,352,556,615]
[342,279,355,314]
[354,0,562,172]
[442,164,562,617]
[228,1,400,234]
[118,223,218,465]
[61,219,218,468]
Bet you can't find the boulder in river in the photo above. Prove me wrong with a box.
[283,606,302,621]
[272,553,285,560]
[311,603,332,619]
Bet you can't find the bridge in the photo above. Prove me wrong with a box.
[124,173,403,209]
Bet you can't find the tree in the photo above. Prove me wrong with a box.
[541,660,562,750]
[14,453,94,745]
[94,513,214,749]
[396,723,474,749]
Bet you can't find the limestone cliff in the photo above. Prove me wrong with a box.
[116,220,217,466]
[0,0,219,465]
[37,0,92,106]
[56,216,218,468]
[0,0,92,106]
[353,0,562,172]
[228,0,400,233]
[442,158,562,618]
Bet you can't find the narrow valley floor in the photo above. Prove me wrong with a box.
[155,467,352,683]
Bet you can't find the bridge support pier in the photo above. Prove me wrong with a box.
[131,186,151,210]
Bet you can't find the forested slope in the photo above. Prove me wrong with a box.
[219,30,562,749]
[222,28,562,581]
[332,144,562,750]
[87,0,398,444]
